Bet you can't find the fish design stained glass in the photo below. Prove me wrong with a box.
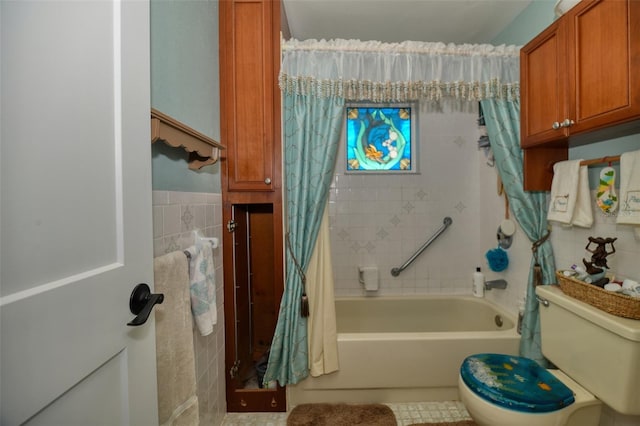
[346,105,416,172]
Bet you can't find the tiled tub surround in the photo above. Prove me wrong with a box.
[152,190,226,425]
[329,104,532,308]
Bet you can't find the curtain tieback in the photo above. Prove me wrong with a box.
[531,229,551,287]
[286,232,310,317]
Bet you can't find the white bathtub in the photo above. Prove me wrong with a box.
[288,296,520,405]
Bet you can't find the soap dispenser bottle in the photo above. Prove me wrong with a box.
[473,267,485,298]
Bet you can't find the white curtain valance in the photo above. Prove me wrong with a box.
[280,38,521,102]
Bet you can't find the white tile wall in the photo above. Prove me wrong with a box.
[551,198,640,283]
[330,102,485,297]
[328,101,536,313]
[152,191,226,425]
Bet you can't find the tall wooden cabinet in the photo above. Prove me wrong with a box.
[520,0,640,190]
[219,0,285,412]
[220,0,280,192]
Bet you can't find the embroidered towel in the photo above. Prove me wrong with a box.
[617,149,640,231]
[548,160,593,227]
[153,251,200,426]
[185,242,217,336]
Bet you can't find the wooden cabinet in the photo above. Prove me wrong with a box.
[521,19,569,148]
[220,0,281,192]
[521,0,640,190]
[219,0,285,413]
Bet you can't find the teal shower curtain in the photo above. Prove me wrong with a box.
[480,99,555,366]
[263,92,345,385]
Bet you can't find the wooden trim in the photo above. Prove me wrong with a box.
[150,108,225,170]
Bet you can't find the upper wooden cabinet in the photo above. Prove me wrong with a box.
[520,0,640,190]
[521,18,569,147]
[219,0,281,192]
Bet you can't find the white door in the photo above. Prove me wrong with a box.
[1,1,158,425]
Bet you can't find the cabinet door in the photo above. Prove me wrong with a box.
[220,0,279,191]
[521,19,570,147]
[568,0,640,134]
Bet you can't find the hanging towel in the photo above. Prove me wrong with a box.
[185,242,217,336]
[153,251,200,426]
[547,159,593,228]
[617,149,640,235]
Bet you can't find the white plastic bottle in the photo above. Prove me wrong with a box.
[473,267,485,298]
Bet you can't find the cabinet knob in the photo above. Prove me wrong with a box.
[561,118,575,128]
[552,121,561,130]
[264,177,271,185]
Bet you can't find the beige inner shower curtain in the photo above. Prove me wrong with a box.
[305,201,339,376]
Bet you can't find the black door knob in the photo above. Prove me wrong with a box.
[127,283,164,326]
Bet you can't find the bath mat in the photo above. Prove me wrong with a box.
[286,403,396,426]
[409,421,477,426]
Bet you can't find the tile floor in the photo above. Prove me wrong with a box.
[221,401,472,425]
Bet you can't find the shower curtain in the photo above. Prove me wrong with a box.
[263,92,344,386]
[305,203,339,377]
[267,38,522,385]
[480,99,555,366]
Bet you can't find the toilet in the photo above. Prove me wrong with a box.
[459,285,640,426]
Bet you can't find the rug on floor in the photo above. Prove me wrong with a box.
[409,421,477,426]
[286,403,396,426]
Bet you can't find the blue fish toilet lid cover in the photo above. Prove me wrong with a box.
[460,353,575,413]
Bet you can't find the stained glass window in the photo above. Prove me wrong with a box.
[346,104,417,173]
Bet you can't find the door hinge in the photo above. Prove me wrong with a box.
[227,220,237,233]
[229,359,240,378]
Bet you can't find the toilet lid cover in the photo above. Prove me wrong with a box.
[460,353,575,413]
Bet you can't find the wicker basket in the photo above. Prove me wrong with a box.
[555,271,640,320]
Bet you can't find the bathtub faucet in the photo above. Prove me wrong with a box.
[484,279,508,290]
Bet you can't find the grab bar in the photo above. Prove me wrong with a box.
[390,217,452,277]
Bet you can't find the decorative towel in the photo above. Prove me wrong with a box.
[185,242,217,336]
[547,159,593,228]
[596,166,618,214]
[153,251,200,426]
[617,149,640,236]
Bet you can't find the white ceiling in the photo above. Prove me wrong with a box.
[282,0,533,44]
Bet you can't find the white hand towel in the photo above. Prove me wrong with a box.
[153,251,199,426]
[617,149,640,232]
[548,159,593,227]
[573,165,594,228]
[185,242,217,336]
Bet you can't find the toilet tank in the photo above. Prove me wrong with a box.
[536,285,640,415]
